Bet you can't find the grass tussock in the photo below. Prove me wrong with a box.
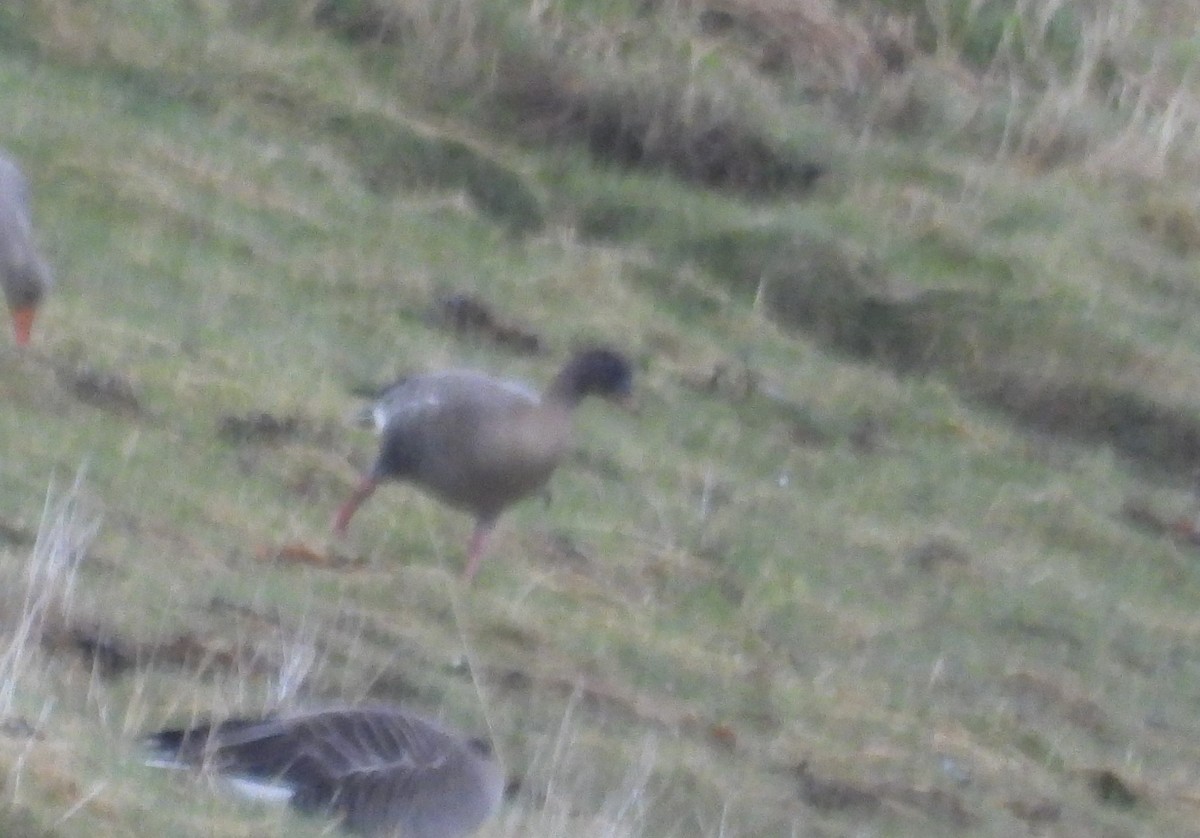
[311,0,831,194]
[0,471,97,718]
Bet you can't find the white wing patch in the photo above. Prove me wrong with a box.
[225,776,297,804]
[492,378,540,403]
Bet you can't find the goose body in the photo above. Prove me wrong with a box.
[334,348,632,582]
[0,152,52,346]
[143,704,503,838]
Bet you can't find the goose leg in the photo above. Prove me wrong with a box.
[462,519,496,583]
[333,475,379,535]
[9,304,36,346]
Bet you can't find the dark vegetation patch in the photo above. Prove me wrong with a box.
[996,619,1084,654]
[1135,196,1200,257]
[686,227,1008,370]
[795,760,882,813]
[54,364,142,415]
[1085,768,1139,809]
[1117,497,1177,538]
[0,717,40,740]
[311,0,826,196]
[575,193,665,242]
[794,761,976,828]
[40,617,287,683]
[493,67,825,195]
[324,111,545,234]
[680,225,1200,479]
[1005,796,1062,828]
[905,537,971,573]
[52,624,138,679]
[0,519,34,546]
[1000,671,1108,740]
[693,0,897,87]
[966,374,1200,480]
[312,0,406,44]
[217,412,302,445]
[428,291,544,354]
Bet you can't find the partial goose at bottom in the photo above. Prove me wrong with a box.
[142,704,504,838]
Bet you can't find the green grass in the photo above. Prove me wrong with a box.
[4,0,1200,835]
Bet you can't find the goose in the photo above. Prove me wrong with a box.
[143,704,504,838]
[0,152,53,346]
[333,347,633,582]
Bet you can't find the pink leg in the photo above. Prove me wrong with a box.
[332,476,379,535]
[462,519,496,583]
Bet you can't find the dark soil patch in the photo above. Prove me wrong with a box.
[59,625,138,678]
[1085,768,1139,809]
[0,519,33,546]
[794,761,882,813]
[217,412,302,445]
[794,761,977,828]
[55,364,141,415]
[0,717,40,740]
[905,537,971,573]
[1005,796,1063,828]
[1118,497,1176,538]
[42,616,281,682]
[428,291,544,355]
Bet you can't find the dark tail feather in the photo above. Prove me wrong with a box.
[144,723,221,764]
[143,728,199,767]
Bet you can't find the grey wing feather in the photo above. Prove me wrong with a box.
[144,705,500,838]
[366,370,539,433]
[245,706,453,780]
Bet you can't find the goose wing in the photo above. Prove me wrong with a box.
[146,705,499,837]
[366,370,539,434]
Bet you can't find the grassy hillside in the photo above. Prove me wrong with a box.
[4,0,1200,835]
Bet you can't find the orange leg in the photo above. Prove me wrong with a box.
[9,305,37,346]
[462,519,496,583]
[332,476,379,535]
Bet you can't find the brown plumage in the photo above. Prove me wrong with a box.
[0,152,52,346]
[333,348,633,581]
[143,704,503,838]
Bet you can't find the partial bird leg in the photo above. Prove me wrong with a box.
[333,475,380,535]
[9,304,36,346]
[462,518,496,583]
